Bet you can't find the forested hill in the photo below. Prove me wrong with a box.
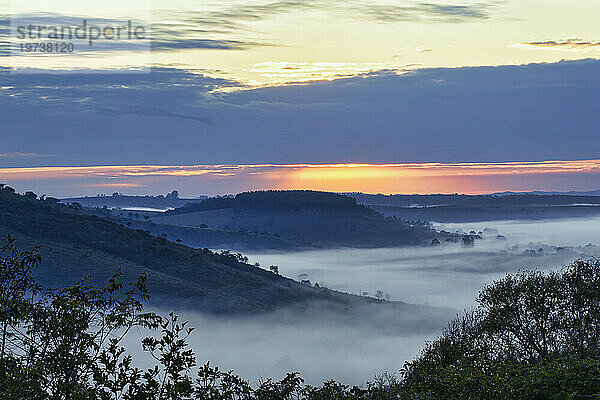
[0,185,415,315]
[165,191,360,215]
[155,190,449,247]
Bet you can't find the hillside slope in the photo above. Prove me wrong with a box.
[0,186,449,326]
[152,191,449,248]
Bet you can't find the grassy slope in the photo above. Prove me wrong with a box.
[127,220,303,250]
[0,187,376,314]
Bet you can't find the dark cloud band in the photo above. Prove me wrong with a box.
[523,39,600,49]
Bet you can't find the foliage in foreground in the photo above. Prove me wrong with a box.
[401,259,600,399]
[1,236,600,399]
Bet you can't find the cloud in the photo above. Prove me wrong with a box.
[82,183,145,188]
[0,2,500,60]
[347,1,497,23]
[176,0,322,33]
[0,152,52,158]
[1,60,600,170]
[204,0,319,24]
[95,105,212,125]
[0,13,265,56]
[151,39,266,51]
[423,2,490,18]
[249,61,414,83]
[522,38,600,49]
[182,0,499,32]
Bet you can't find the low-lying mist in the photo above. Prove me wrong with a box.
[133,216,600,386]
[246,216,600,310]
[126,307,440,386]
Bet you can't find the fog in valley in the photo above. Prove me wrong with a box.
[133,216,600,385]
[125,310,436,386]
[246,216,600,310]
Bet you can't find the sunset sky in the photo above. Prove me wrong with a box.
[3,160,600,198]
[1,0,599,196]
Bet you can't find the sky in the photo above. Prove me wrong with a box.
[2,160,600,198]
[1,0,599,196]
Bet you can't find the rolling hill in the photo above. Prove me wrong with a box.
[0,185,450,327]
[151,190,449,248]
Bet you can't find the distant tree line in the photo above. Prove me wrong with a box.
[352,192,600,208]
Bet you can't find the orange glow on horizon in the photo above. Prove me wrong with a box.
[1,159,599,195]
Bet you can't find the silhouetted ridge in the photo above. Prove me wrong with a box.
[165,190,368,216]
[155,190,447,248]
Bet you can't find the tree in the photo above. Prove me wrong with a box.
[0,236,160,399]
[166,191,179,200]
[400,260,600,399]
[462,235,475,247]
